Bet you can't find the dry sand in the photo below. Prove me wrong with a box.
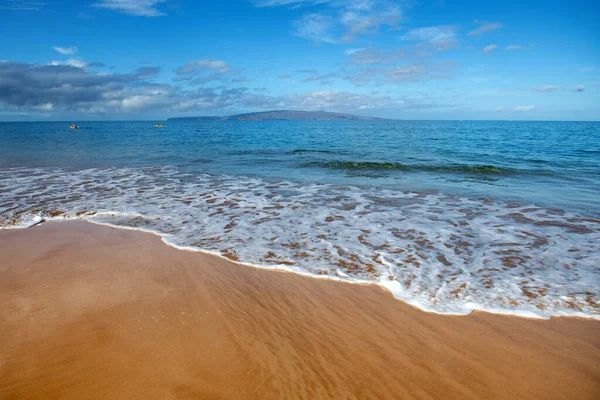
[0,221,598,399]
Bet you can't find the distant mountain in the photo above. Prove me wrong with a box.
[167,110,386,121]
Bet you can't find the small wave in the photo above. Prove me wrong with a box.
[289,149,340,155]
[301,161,542,175]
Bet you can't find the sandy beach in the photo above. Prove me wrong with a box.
[0,221,598,399]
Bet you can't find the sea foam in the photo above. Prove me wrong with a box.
[1,166,598,319]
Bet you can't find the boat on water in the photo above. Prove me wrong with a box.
[70,124,78,129]
[154,123,166,127]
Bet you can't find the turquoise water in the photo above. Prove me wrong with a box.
[1,120,599,318]
[1,120,599,212]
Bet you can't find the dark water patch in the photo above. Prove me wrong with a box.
[301,161,537,175]
[289,149,341,155]
[303,161,412,170]
[227,150,278,156]
[188,158,212,164]
[346,171,393,179]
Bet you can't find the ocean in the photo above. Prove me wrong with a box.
[1,120,599,318]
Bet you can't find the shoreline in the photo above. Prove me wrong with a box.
[1,220,599,399]
[2,217,598,321]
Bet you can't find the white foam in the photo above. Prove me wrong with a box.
[1,166,598,319]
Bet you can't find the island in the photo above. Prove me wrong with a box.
[167,110,385,121]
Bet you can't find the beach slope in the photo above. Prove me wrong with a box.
[0,221,598,399]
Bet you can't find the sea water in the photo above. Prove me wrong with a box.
[1,120,598,318]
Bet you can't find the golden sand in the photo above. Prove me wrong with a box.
[0,221,598,399]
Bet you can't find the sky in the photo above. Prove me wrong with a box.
[0,0,598,121]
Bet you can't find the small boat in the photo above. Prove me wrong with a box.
[70,124,78,129]
[153,123,166,127]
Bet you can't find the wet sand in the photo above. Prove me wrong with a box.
[0,221,598,399]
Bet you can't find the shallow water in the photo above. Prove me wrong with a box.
[1,120,599,318]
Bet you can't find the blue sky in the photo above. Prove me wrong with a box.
[0,0,598,120]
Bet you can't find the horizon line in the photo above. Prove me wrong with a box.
[1,119,599,123]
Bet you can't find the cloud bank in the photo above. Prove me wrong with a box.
[0,60,450,117]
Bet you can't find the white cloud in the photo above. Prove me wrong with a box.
[344,47,406,65]
[402,25,458,51]
[495,106,505,111]
[174,60,240,85]
[533,85,558,92]
[262,90,453,112]
[339,2,402,38]
[50,59,88,68]
[294,13,337,43]
[344,47,365,55]
[242,89,401,112]
[289,90,390,110]
[572,85,586,92]
[514,105,536,111]
[259,1,403,43]
[0,0,46,11]
[383,62,454,83]
[505,44,534,51]
[483,44,497,53]
[176,60,231,75]
[253,0,328,6]
[52,46,78,55]
[342,61,455,85]
[92,0,167,17]
[468,20,502,36]
[66,59,87,68]
[301,72,336,83]
[35,102,54,110]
